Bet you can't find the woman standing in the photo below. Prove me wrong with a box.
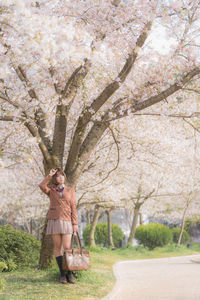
[39,168,78,284]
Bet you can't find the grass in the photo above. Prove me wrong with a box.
[1,243,200,300]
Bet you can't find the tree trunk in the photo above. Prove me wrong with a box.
[177,207,187,247]
[177,196,192,247]
[39,219,54,268]
[86,209,91,224]
[106,210,114,248]
[89,205,100,247]
[128,208,140,245]
[139,212,143,225]
[38,162,56,269]
[52,105,67,168]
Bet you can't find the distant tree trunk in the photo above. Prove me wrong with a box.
[139,212,143,225]
[177,197,192,247]
[30,218,33,235]
[86,209,91,224]
[106,210,114,248]
[128,208,140,244]
[127,188,155,245]
[177,211,187,247]
[177,206,187,246]
[89,205,100,246]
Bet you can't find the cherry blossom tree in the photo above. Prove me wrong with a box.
[89,110,200,244]
[149,125,200,245]
[1,0,200,267]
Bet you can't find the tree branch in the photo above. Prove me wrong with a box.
[131,112,200,119]
[66,119,110,186]
[140,188,156,205]
[0,115,22,121]
[90,21,153,114]
[61,58,91,101]
[0,90,24,110]
[51,104,68,167]
[23,119,52,166]
[183,118,200,134]
[13,65,38,100]
[65,20,153,175]
[49,65,61,94]
[13,64,51,150]
[84,125,120,189]
[51,60,91,166]
[132,68,200,112]
[105,67,200,122]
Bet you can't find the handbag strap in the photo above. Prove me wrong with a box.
[70,232,83,254]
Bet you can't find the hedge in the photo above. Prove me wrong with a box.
[83,222,124,247]
[171,227,190,244]
[135,223,173,249]
[0,225,40,271]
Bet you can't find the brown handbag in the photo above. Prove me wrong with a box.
[62,232,90,271]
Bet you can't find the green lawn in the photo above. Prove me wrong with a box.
[1,243,200,300]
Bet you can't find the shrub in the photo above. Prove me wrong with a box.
[184,219,194,232]
[0,261,7,272]
[135,223,173,250]
[83,222,124,247]
[171,227,190,244]
[0,225,41,271]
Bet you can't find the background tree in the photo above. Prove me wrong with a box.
[89,204,100,247]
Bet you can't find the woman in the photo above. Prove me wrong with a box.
[39,168,78,284]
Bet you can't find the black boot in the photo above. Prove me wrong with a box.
[66,270,75,284]
[56,255,67,284]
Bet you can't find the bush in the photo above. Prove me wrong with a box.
[0,225,41,271]
[0,261,7,272]
[135,223,173,250]
[184,219,195,232]
[83,222,124,248]
[171,227,190,244]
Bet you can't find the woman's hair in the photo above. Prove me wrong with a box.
[51,168,68,185]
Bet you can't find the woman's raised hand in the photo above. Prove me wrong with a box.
[49,168,57,177]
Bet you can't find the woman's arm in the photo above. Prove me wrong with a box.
[38,169,57,195]
[70,188,78,231]
[38,174,52,196]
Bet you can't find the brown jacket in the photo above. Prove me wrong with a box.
[39,175,78,225]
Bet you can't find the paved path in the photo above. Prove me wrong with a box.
[102,255,200,300]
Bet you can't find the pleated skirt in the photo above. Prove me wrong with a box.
[46,219,73,235]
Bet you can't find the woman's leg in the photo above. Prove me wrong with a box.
[52,234,67,283]
[62,234,75,284]
[62,234,72,250]
[52,234,62,256]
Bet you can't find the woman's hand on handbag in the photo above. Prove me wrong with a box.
[73,225,78,232]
